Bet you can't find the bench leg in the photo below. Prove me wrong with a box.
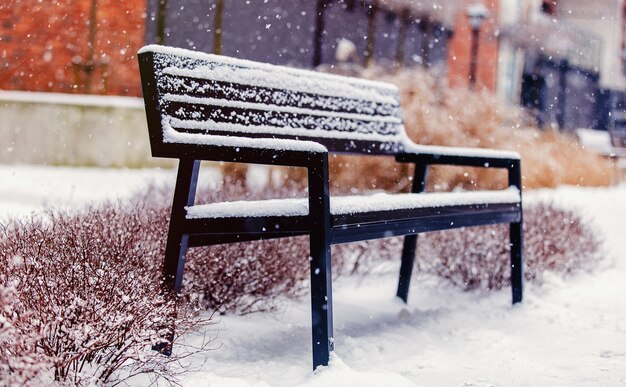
[307,155,334,371]
[510,221,523,304]
[396,234,418,303]
[309,227,334,370]
[396,163,428,303]
[156,158,200,355]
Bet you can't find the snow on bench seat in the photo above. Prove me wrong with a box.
[185,188,521,219]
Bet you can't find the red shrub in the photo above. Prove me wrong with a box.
[414,202,603,290]
[0,198,204,385]
[0,176,603,385]
[0,282,50,386]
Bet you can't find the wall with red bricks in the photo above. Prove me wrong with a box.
[0,0,146,96]
[447,0,499,91]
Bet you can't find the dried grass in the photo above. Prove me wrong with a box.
[390,69,615,190]
[309,66,616,192]
[222,66,615,192]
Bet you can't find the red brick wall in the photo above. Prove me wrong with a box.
[0,0,146,96]
[447,0,499,91]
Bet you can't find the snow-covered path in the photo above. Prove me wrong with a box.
[0,165,624,386]
[177,182,626,387]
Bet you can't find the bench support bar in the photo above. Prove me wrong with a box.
[510,222,523,304]
[509,159,524,304]
[163,159,200,294]
[308,156,334,370]
[397,163,428,302]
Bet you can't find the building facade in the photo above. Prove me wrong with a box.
[144,0,454,71]
[1,0,497,97]
[497,0,626,131]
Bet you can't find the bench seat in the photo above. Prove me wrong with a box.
[183,189,521,246]
[186,188,520,219]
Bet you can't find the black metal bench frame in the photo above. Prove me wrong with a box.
[138,45,523,371]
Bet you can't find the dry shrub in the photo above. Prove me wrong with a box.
[522,202,603,279]
[414,202,602,290]
[309,65,615,192]
[183,237,309,315]
[0,283,50,386]
[222,65,615,192]
[181,180,311,314]
[391,69,614,190]
[330,203,601,291]
[0,198,205,386]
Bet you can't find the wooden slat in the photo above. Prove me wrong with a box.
[147,49,405,154]
[163,101,402,137]
[331,202,521,227]
[331,205,522,245]
[158,73,400,117]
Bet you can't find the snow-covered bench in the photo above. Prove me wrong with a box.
[138,45,524,370]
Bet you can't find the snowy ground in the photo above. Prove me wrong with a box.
[1,165,625,386]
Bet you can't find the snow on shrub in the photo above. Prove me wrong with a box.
[0,282,50,386]
[0,198,206,386]
[0,180,311,384]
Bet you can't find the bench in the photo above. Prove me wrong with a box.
[576,128,626,176]
[138,45,524,370]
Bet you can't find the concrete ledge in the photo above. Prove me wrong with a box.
[0,90,174,168]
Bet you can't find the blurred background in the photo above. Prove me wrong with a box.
[0,0,624,188]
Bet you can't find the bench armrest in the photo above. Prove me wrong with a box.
[157,128,329,168]
[396,143,522,192]
[396,143,520,169]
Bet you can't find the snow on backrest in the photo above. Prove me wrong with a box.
[139,45,406,155]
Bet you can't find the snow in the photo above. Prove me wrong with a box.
[186,188,520,219]
[177,183,626,387]
[165,115,403,145]
[401,133,521,160]
[0,165,173,220]
[576,128,626,157]
[162,119,328,153]
[141,44,399,95]
[335,39,358,63]
[144,44,412,152]
[162,65,398,106]
[163,94,402,125]
[0,166,624,386]
[145,45,520,162]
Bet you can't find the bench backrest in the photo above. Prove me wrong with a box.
[138,45,406,157]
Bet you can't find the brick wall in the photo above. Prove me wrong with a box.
[1,0,498,95]
[447,0,499,91]
[0,0,146,96]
